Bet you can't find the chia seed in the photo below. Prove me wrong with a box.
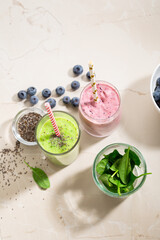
[17,112,41,142]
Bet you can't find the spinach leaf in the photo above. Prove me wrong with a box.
[110,158,121,172]
[24,161,50,189]
[125,148,140,166]
[118,147,130,184]
[109,176,127,187]
[96,158,109,175]
[128,171,152,186]
[99,174,113,187]
[121,184,134,193]
[104,149,122,164]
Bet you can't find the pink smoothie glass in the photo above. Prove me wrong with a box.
[79,80,121,137]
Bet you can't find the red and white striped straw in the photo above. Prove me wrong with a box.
[44,102,61,137]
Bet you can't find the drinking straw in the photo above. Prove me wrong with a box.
[89,61,99,102]
[44,102,61,137]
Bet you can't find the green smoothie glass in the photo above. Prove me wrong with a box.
[36,111,80,166]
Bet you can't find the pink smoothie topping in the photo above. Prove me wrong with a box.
[80,83,120,120]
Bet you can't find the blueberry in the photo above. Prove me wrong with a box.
[156,77,160,86]
[30,95,39,105]
[153,90,160,101]
[63,96,70,104]
[46,98,56,108]
[71,81,80,90]
[56,86,65,96]
[155,86,160,91]
[86,71,91,80]
[17,90,27,100]
[73,65,83,75]
[42,88,51,98]
[27,87,37,96]
[71,97,79,107]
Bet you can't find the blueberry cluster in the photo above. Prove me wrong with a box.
[153,77,160,107]
[17,64,90,108]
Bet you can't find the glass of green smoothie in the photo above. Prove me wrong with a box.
[35,111,80,166]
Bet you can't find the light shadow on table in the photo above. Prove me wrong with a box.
[0,119,62,201]
[56,167,125,232]
[121,76,160,146]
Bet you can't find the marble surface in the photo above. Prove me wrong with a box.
[0,0,160,239]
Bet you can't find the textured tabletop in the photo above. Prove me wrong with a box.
[0,1,160,240]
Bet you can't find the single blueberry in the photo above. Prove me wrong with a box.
[63,96,70,104]
[71,97,79,107]
[86,71,91,80]
[56,86,65,96]
[71,81,80,90]
[27,87,37,96]
[156,77,160,86]
[73,65,83,75]
[42,88,51,98]
[30,95,39,105]
[46,98,56,108]
[153,90,160,101]
[17,90,27,100]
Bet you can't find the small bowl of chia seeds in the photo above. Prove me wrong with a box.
[12,107,45,146]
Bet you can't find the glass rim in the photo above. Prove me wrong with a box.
[35,110,81,156]
[79,80,121,122]
[12,107,45,146]
[92,143,147,198]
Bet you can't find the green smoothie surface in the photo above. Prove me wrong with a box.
[38,117,79,154]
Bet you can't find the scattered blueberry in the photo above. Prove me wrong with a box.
[46,98,56,108]
[63,96,70,104]
[71,81,80,90]
[42,88,51,98]
[156,77,160,86]
[73,65,83,75]
[17,90,27,100]
[86,71,91,80]
[153,90,160,101]
[56,86,65,96]
[30,95,39,105]
[71,97,79,107]
[27,87,37,96]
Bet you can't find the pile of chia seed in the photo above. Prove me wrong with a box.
[18,112,41,142]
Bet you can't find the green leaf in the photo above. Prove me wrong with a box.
[119,147,130,184]
[96,158,109,175]
[99,174,113,187]
[110,158,121,172]
[121,184,134,193]
[109,177,127,187]
[24,161,50,189]
[125,149,140,166]
[128,171,152,186]
[106,149,122,164]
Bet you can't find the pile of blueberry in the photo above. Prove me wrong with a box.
[153,77,160,108]
[18,65,90,108]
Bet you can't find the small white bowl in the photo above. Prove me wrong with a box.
[150,64,160,113]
